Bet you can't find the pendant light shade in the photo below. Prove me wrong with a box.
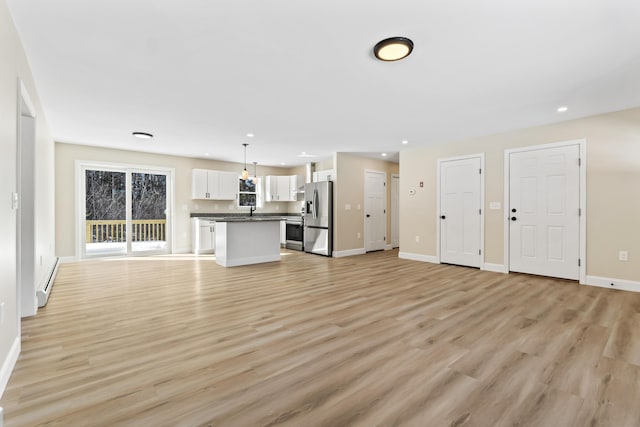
[241,143,249,180]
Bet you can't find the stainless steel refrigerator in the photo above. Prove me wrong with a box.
[304,181,333,256]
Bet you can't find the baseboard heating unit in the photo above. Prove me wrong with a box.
[36,257,60,307]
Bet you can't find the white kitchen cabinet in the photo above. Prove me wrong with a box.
[192,169,238,200]
[280,220,286,246]
[289,174,304,200]
[192,218,215,254]
[313,169,336,182]
[266,175,292,201]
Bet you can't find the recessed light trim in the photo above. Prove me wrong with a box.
[381,153,388,157]
[132,132,153,139]
[557,106,568,113]
[374,37,414,61]
[246,133,254,138]
[401,140,409,145]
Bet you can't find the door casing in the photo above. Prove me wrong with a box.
[75,160,175,259]
[503,140,586,283]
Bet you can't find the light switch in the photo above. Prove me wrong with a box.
[345,204,351,210]
[489,202,501,210]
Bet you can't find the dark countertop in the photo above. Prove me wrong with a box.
[191,213,302,221]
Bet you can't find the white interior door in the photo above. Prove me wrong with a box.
[439,157,481,267]
[509,145,580,280]
[391,174,400,248]
[364,170,386,252]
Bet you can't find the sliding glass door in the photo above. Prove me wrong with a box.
[81,164,172,258]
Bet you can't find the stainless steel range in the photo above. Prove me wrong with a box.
[284,215,304,251]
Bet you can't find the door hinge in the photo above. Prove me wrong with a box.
[578,158,582,166]
[479,208,482,215]
[578,258,581,266]
[578,208,582,216]
[384,209,386,214]
[479,168,482,174]
[384,236,386,241]
[479,249,482,255]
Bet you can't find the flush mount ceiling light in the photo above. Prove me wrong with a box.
[132,131,153,139]
[241,143,249,180]
[557,106,569,113]
[373,37,414,61]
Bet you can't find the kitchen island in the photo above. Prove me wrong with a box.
[214,218,281,267]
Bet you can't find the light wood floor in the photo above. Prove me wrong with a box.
[2,250,640,426]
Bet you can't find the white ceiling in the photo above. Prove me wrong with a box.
[7,0,640,167]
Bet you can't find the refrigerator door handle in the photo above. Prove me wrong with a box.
[313,189,319,219]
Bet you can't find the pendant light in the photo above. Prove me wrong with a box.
[241,143,249,180]
[248,161,258,185]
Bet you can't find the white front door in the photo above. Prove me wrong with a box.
[509,145,580,280]
[364,170,386,252]
[439,157,482,267]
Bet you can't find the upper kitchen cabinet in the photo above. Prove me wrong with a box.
[192,169,238,200]
[265,174,304,202]
[313,169,336,182]
[265,175,290,201]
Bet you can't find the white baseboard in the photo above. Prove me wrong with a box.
[482,263,508,273]
[398,252,439,264]
[584,275,640,293]
[333,248,366,258]
[174,247,192,254]
[0,336,20,398]
[59,256,77,264]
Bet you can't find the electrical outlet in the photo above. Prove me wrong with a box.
[415,236,420,243]
[345,204,351,210]
[357,232,361,238]
[357,204,361,210]
[619,250,629,261]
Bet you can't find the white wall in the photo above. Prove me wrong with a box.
[0,0,55,393]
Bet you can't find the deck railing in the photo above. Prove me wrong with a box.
[86,219,166,243]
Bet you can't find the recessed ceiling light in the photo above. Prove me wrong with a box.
[204,153,209,156]
[246,133,254,138]
[132,132,153,139]
[297,152,316,158]
[381,153,387,157]
[557,106,568,113]
[373,37,414,61]
[280,162,286,166]
[401,140,409,145]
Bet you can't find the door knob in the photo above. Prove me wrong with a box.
[440,215,446,220]
[366,214,371,218]
[511,216,517,221]
[511,208,517,213]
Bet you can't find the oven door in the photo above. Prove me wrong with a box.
[285,221,303,250]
